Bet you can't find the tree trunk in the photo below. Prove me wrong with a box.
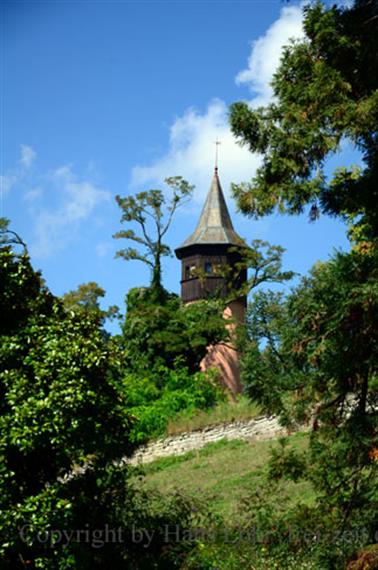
[151,250,164,301]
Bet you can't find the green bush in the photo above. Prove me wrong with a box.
[0,247,212,568]
[3,462,205,569]
[121,364,225,443]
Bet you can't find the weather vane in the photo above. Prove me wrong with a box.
[214,138,221,170]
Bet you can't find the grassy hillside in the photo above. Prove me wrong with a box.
[131,432,319,569]
[133,431,314,521]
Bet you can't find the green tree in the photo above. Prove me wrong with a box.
[241,249,378,566]
[229,0,378,237]
[0,245,132,566]
[0,240,202,569]
[241,290,294,419]
[121,288,229,374]
[114,177,194,300]
[229,1,378,564]
[229,239,294,301]
[62,281,119,327]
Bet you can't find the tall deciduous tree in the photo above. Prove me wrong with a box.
[114,177,193,299]
[230,239,294,300]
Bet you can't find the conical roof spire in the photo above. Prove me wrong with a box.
[175,169,245,254]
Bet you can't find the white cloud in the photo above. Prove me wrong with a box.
[132,99,259,203]
[52,164,72,180]
[2,147,110,258]
[130,5,304,202]
[1,145,37,197]
[20,145,36,168]
[31,165,110,258]
[236,5,304,106]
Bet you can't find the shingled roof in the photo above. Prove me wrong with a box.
[175,168,245,254]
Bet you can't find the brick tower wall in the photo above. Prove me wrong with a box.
[200,299,246,396]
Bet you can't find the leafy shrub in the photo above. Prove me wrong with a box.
[268,438,307,483]
[122,289,229,374]
[121,364,225,443]
[3,462,205,569]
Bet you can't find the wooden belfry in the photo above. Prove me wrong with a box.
[175,162,247,394]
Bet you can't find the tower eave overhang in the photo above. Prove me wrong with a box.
[175,234,246,260]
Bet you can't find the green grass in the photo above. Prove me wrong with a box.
[133,431,315,521]
[166,395,261,436]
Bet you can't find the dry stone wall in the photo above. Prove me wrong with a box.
[129,415,290,465]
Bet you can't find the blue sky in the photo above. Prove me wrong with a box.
[2,0,357,331]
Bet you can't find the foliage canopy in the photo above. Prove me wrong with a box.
[230,1,378,565]
[114,177,193,300]
[230,0,378,237]
[0,234,207,568]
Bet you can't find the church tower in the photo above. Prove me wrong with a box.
[175,167,247,394]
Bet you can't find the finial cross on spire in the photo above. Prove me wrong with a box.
[214,138,221,171]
